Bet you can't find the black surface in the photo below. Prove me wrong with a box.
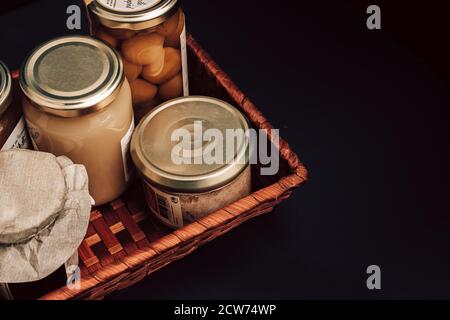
[1,1,450,299]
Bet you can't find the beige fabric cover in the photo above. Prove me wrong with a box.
[0,150,92,283]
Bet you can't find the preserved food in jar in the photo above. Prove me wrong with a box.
[87,0,189,115]
[20,36,134,205]
[131,96,252,229]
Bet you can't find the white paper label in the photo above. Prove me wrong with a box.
[144,181,184,228]
[180,23,189,96]
[1,117,32,151]
[121,117,135,182]
[97,0,160,12]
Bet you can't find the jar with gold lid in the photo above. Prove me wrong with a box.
[86,0,189,114]
[20,35,134,206]
[0,61,12,119]
[131,96,252,229]
[0,61,31,151]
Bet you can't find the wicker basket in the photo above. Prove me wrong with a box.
[10,35,308,300]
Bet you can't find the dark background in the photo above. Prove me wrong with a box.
[1,1,450,299]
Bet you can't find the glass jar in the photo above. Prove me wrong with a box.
[0,61,31,150]
[87,0,189,116]
[131,96,252,229]
[0,61,12,119]
[20,36,134,206]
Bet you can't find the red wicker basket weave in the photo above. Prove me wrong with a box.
[10,35,308,300]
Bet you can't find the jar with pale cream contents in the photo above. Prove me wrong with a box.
[20,36,134,206]
[86,0,189,116]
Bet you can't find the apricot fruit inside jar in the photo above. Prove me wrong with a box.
[104,27,137,40]
[122,58,143,82]
[142,47,181,84]
[158,73,183,100]
[130,79,157,106]
[122,33,165,74]
[156,10,180,36]
[95,29,119,48]
[165,11,185,48]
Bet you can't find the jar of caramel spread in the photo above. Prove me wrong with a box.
[20,36,134,206]
[87,0,189,114]
[0,61,31,151]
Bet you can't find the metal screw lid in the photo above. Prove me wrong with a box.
[89,0,180,30]
[131,96,251,193]
[20,35,124,118]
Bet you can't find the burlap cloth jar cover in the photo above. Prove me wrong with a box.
[0,150,93,298]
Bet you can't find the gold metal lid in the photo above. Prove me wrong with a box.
[89,0,180,30]
[131,96,250,193]
[20,35,124,118]
[0,60,12,117]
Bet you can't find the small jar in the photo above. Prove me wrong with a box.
[131,96,252,229]
[20,36,134,206]
[0,61,31,150]
[87,0,189,114]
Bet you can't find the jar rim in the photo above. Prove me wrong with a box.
[20,35,124,118]
[89,0,180,31]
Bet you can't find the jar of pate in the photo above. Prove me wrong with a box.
[0,61,31,151]
[86,0,189,115]
[20,36,134,206]
[131,96,252,229]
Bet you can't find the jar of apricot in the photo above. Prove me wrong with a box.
[87,0,188,115]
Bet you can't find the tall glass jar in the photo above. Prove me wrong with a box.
[20,36,134,206]
[87,0,189,116]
